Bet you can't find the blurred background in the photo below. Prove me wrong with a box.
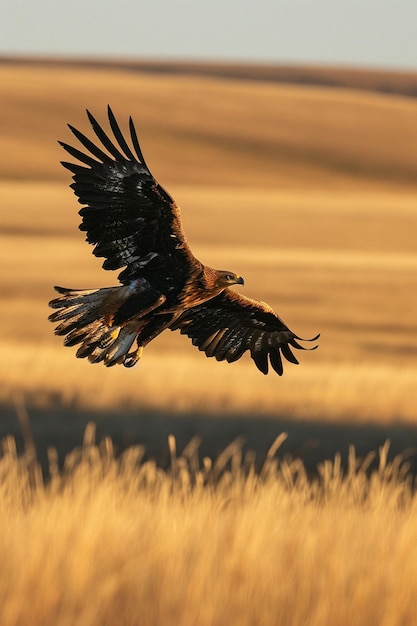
[0,0,416,471]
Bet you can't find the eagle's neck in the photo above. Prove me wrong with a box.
[179,265,224,309]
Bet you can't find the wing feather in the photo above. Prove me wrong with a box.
[280,342,299,365]
[269,349,284,376]
[205,330,228,357]
[60,107,195,290]
[251,349,269,375]
[107,106,139,163]
[86,108,130,161]
[129,116,150,168]
[224,340,248,364]
[66,124,114,164]
[172,289,319,376]
[59,141,100,169]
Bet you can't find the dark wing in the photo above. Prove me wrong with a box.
[171,289,319,376]
[59,106,195,289]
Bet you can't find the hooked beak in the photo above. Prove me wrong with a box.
[236,276,245,286]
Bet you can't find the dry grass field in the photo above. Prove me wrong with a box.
[1,428,417,626]
[1,63,416,422]
[1,60,417,624]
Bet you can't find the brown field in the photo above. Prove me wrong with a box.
[1,62,416,423]
[1,61,417,624]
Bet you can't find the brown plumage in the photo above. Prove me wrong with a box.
[49,107,319,374]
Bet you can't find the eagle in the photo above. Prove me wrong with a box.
[49,106,319,375]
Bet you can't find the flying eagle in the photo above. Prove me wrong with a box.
[49,107,319,375]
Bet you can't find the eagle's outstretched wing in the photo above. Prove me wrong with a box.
[53,107,319,374]
[59,106,195,289]
[172,289,319,375]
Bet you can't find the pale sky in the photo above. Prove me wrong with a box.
[1,0,416,70]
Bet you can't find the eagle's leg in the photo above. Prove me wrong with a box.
[123,346,143,368]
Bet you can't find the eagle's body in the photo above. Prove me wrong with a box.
[49,107,318,375]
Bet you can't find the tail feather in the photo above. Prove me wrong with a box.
[49,286,110,307]
[48,286,139,366]
[54,312,95,336]
[64,321,103,347]
[49,305,82,323]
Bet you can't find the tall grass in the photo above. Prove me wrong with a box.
[1,425,416,626]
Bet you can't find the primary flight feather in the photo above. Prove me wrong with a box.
[49,106,319,375]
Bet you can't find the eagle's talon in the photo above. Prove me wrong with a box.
[123,346,143,368]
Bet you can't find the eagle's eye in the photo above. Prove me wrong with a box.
[224,274,235,281]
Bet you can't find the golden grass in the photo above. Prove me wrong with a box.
[1,63,417,624]
[1,427,417,626]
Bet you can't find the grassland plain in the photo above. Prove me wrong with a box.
[1,62,416,431]
[1,427,417,626]
[1,182,416,426]
[1,62,417,440]
[1,60,417,624]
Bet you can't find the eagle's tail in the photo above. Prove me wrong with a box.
[48,286,141,367]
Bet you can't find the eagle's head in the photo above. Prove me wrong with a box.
[215,270,245,288]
